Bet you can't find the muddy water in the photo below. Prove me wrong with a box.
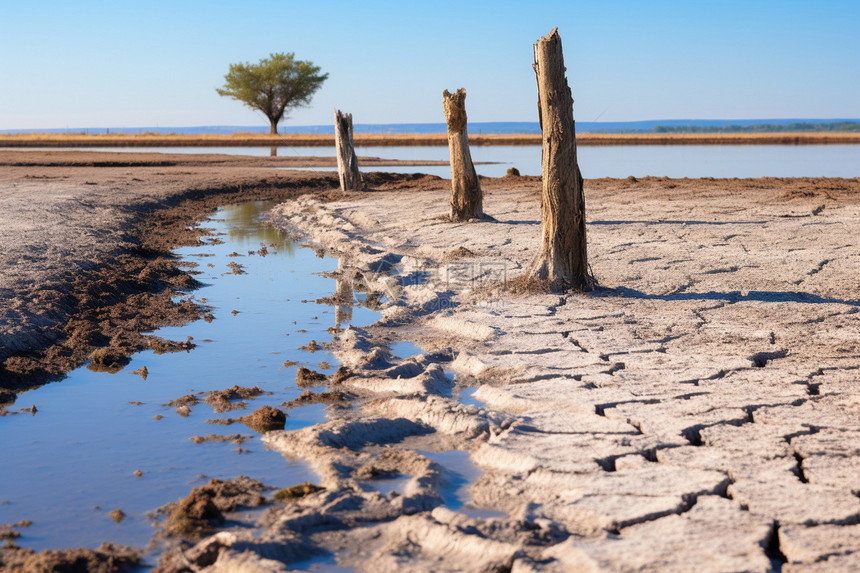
[0,201,378,554]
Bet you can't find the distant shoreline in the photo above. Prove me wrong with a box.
[2,132,859,147]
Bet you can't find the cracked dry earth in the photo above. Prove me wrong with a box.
[158,177,860,572]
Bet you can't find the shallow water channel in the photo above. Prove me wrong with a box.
[0,201,392,556]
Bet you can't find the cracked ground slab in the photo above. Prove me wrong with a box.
[171,175,860,572]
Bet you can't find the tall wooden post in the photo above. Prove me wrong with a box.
[443,89,483,221]
[529,27,592,290]
[334,109,362,191]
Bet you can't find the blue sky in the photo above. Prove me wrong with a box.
[1,0,858,129]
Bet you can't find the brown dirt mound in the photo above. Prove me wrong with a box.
[295,367,327,387]
[204,385,264,413]
[157,476,268,540]
[240,405,286,433]
[0,542,141,573]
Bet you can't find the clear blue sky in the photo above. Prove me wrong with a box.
[1,0,858,129]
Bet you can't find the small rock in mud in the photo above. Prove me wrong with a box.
[203,313,215,323]
[300,340,321,353]
[239,406,286,433]
[204,385,264,413]
[273,482,324,502]
[226,261,245,275]
[296,367,327,387]
[153,415,164,421]
[230,309,239,315]
[87,346,131,373]
[108,509,125,523]
[332,365,354,384]
[282,390,349,409]
[176,405,191,417]
[190,434,251,445]
[0,542,141,573]
[157,476,267,540]
[133,470,143,478]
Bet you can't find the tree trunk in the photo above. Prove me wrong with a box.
[269,119,278,135]
[334,110,362,191]
[528,27,592,290]
[443,89,482,221]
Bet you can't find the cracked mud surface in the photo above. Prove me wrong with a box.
[2,152,859,571]
[226,175,857,572]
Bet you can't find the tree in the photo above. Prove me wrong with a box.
[216,53,328,135]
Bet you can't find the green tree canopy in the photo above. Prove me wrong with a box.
[216,53,328,134]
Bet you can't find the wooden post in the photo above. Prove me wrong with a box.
[443,89,483,221]
[529,27,592,290]
[334,109,362,191]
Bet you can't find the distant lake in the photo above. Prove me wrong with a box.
[4,144,858,178]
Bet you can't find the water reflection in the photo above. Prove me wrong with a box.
[334,259,353,329]
[218,200,295,256]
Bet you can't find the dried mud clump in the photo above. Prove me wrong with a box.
[146,335,195,354]
[204,385,264,413]
[282,389,349,409]
[131,366,148,380]
[87,346,131,373]
[162,394,200,408]
[300,340,321,353]
[189,433,252,445]
[0,391,15,406]
[0,542,141,573]
[281,390,349,408]
[331,365,354,384]
[296,367,327,387]
[442,246,476,262]
[273,482,324,502]
[157,476,267,540]
[240,405,286,433]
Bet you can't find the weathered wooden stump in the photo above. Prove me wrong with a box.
[334,109,362,191]
[443,88,483,221]
[528,27,593,290]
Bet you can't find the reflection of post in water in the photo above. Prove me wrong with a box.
[334,258,353,329]
[270,146,278,157]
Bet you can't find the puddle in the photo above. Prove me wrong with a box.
[0,201,379,554]
[424,450,506,519]
[390,340,423,359]
[458,387,485,408]
[288,553,356,572]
